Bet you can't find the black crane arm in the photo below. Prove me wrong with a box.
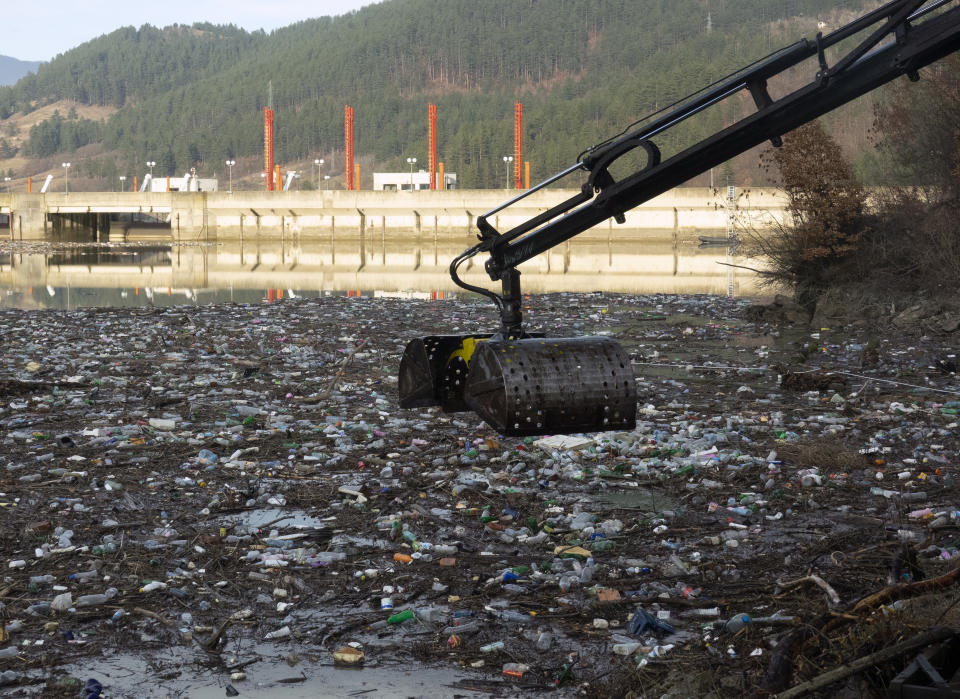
[401,0,960,437]
[458,0,960,335]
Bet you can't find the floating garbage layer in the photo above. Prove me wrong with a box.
[0,290,958,696]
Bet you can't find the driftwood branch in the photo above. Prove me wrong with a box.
[294,339,369,403]
[778,575,841,608]
[763,564,960,694]
[772,626,956,699]
[202,618,232,652]
[852,565,960,614]
[133,607,170,625]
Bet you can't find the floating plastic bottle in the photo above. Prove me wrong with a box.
[613,642,643,656]
[77,588,118,607]
[501,610,530,624]
[725,613,751,633]
[387,609,414,624]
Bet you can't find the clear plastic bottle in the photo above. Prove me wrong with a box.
[77,588,118,607]
[725,613,751,633]
[613,642,642,656]
[443,621,479,636]
[68,570,98,583]
[26,602,51,616]
[415,607,447,623]
[139,581,167,593]
[501,610,530,624]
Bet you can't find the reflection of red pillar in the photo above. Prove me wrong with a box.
[266,289,276,303]
[27,177,32,193]
[428,103,437,190]
[277,289,284,300]
[344,105,354,190]
[264,108,275,191]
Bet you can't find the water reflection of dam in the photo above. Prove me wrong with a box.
[0,230,759,308]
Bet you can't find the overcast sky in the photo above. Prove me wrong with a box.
[5,0,381,62]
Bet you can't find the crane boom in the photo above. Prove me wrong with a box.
[400,0,960,437]
[481,0,959,282]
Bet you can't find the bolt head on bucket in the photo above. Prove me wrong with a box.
[463,336,637,436]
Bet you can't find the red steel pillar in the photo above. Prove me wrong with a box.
[514,102,523,189]
[264,108,275,191]
[345,105,354,190]
[428,103,438,190]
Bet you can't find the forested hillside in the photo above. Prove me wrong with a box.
[0,0,900,189]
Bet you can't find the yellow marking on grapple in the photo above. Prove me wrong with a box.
[447,337,486,368]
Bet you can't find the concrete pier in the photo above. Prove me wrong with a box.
[0,187,788,241]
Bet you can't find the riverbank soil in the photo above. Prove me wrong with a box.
[0,289,958,698]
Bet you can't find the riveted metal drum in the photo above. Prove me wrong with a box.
[463,336,637,436]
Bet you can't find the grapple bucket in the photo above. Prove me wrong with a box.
[398,335,492,411]
[463,336,637,436]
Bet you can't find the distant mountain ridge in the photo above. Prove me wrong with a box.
[0,56,42,87]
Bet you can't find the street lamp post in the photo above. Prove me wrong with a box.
[314,158,324,189]
[323,175,330,190]
[146,160,156,179]
[62,162,71,194]
[119,175,126,192]
[225,160,236,193]
[502,155,514,188]
[2,177,10,192]
[406,157,417,189]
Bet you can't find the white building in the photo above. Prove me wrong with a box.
[373,170,456,191]
[144,174,219,192]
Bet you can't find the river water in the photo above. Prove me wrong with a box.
[0,230,760,310]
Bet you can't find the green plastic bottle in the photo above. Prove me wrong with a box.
[387,609,414,624]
